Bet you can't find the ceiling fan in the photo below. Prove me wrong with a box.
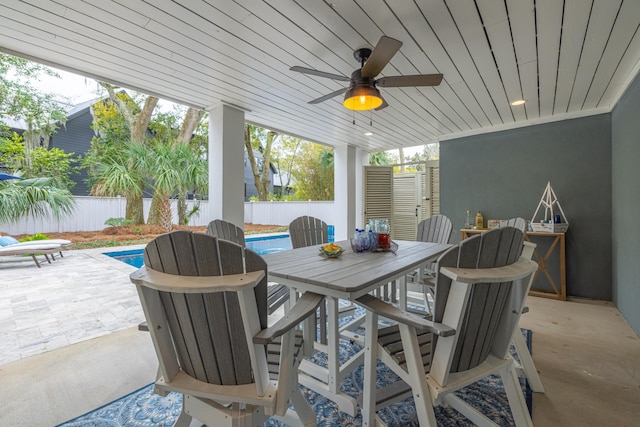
[290,36,443,111]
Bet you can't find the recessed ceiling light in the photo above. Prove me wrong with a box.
[511,99,526,106]
[364,131,374,136]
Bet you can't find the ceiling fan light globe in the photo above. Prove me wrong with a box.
[343,86,383,110]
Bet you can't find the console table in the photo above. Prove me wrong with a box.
[460,229,566,300]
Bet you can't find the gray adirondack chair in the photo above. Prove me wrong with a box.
[288,216,355,344]
[357,227,537,426]
[504,217,545,393]
[288,215,329,249]
[130,231,322,427]
[206,219,289,315]
[408,215,453,312]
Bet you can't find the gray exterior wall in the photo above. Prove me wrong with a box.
[611,73,640,335]
[440,114,612,300]
[50,109,95,196]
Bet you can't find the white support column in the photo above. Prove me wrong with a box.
[334,145,369,241]
[207,104,245,228]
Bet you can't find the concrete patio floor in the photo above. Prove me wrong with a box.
[1,247,639,426]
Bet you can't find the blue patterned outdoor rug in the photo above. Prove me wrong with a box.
[58,329,532,427]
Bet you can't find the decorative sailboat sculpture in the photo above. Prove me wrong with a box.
[531,181,569,232]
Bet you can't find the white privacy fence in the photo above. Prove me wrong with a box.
[0,197,336,235]
[244,201,336,227]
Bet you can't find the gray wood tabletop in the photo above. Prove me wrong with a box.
[262,240,452,297]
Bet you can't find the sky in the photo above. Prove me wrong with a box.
[31,68,103,105]
[32,66,427,155]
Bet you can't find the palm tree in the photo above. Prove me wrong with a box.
[144,142,208,231]
[0,177,75,224]
[89,141,147,227]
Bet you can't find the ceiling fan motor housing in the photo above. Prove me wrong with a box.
[354,47,372,65]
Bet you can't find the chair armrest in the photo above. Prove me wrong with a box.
[355,294,455,337]
[253,292,324,345]
[439,258,538,284]
[130,267,265,293]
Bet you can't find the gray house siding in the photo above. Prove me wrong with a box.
[440,114,612,301]
[50,109,95,196]
[611,72,640,335]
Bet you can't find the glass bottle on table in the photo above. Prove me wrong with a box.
[475,211,484,229]
[465,210,472,229]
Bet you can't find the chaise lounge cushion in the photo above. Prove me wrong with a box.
[0,236,71,248]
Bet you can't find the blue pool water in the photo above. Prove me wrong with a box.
[104,234,292,268]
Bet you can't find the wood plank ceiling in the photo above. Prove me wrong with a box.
[1,0,639,152]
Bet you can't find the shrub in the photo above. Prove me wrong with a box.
[104,217,134,227]
[20,232,50,242]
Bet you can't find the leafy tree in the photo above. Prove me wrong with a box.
[369,151,391,165]
[86,95,207,229]
[0,54,67,168]
[0,132,79,189]
[244,124,278,201]
[0,177,74,224]
[145,106,207,227]
[98,83,159,224]
[85,96,146,214]
[291,143,334,201]
[270,134,302,199]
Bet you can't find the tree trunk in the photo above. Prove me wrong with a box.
[147,193,163,225]
[159,198,173,232]
[126,192,145,224]
[177,194,187,225]
[260,131,277,198]
[178,108,205,144]
[244,125,266,200]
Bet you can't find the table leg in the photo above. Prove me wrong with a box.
[398,276,407,311]
[327,296,339,394]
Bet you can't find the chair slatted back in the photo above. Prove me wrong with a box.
[505,217,526,232]
[206,219,246,247]
[289,216,329,249]
[142,230,268,385]
[205,220,268,322]
[433,227,525,373]
[416,214,453,244]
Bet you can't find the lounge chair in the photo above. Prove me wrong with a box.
[0,236,72,267]
[0,235,72,248]
[0,243,67,267]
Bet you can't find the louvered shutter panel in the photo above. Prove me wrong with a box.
[363,166,393,228]
[429,165,440,215]
[392,173,418,240]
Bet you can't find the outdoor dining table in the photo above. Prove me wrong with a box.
[262,239,452,415]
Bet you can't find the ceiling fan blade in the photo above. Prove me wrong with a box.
[361,36,403,78]
[290,66,351,82]
[309,87,348,104]
[376,74,443,87]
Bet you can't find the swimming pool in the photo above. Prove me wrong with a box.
[104,234,292,268]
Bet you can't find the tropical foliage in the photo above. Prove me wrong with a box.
[85,87,207,230]
[0,177,75,224]
[0,132,80,189]
[0,54,76,224]
[290,143,334,201]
